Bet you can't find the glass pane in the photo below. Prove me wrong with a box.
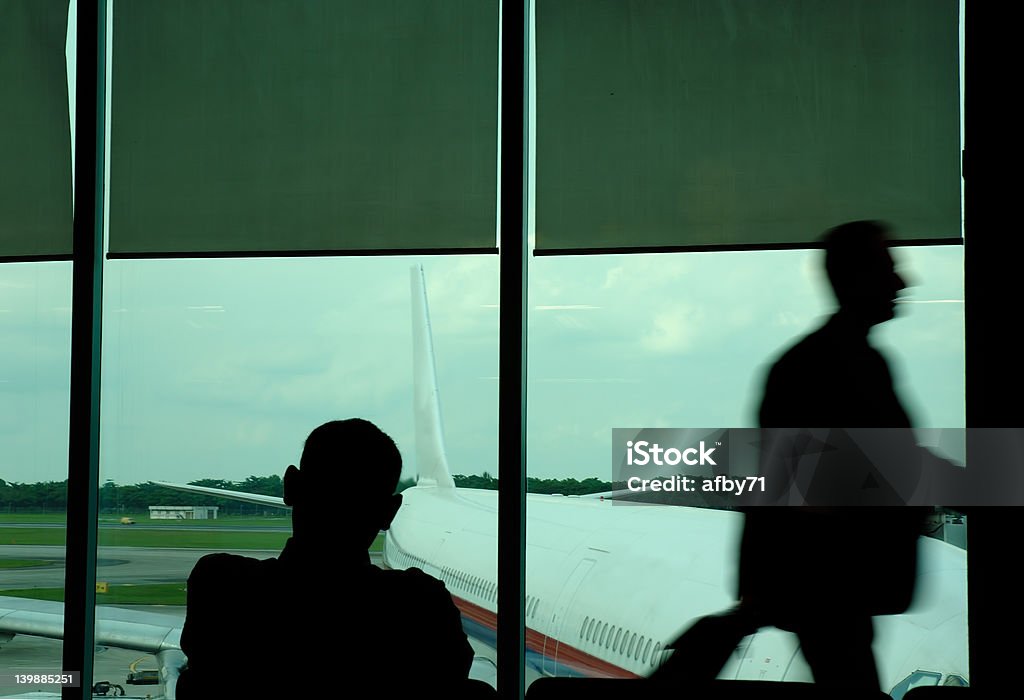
[0,0,76,691]
[525,246,967,691]
[95,256,499,693]
[0,262,73,694]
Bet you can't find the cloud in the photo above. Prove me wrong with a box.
[640,304,703,354]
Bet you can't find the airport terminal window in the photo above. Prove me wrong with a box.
[526,246,967,688]
[0,3,77,692]
[0,262,73,697]
[525,0,965,688]
[15,2,975,697]
[96,255,499,688]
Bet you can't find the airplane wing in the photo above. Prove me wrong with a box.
[152,481,289,509]
[0,596,186,697]
[0,596,182,652]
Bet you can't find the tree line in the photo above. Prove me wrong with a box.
[452,473,612,495]
[0,476,287,515]
[0,474,614,514]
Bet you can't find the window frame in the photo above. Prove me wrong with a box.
[57,3,994,700]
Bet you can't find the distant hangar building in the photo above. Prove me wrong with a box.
[148,505,219,520]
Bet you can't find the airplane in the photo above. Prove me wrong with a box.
[0,266,969,699]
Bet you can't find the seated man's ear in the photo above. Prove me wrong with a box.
[283,465,301,507]
[380,493,403,530]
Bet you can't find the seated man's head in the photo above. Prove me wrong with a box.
[823,220,908,326]
[283,419,403,550]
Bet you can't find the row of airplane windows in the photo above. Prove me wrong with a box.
[386,538,501,607]
[579,615,665,670]
[441,564,498,605]
[385,539,427,572]
[385,539,543,620]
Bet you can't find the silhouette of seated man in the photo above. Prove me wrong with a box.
[653,221,930,692]
[177,418,473,698]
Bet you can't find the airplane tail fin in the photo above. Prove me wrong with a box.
[411,265,455,488]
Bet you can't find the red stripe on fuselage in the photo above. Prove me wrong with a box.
[451,596,641,679]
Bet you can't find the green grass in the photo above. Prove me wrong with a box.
[0,527,288,550]
[0,513,67,524]
[0,528,67,546]
[105,530,290,549]
[0,583,187,606]
[0,558,54,569]
[0,514,291,526]
[102,516,291,527]
[0,527,385,552]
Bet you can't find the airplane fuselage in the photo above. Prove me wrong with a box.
[385,485,969,693]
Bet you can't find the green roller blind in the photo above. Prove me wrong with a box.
[0,0,72,260]
[109,1,498,256]
[536,0,962,252]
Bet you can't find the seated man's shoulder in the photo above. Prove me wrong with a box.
[192,551,264,572]
[392,564,436,580]
[189,552,273,588]
[385,566,451,595]
[376,566,473,678]
[376,566,465,628]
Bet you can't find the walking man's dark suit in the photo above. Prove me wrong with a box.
[653,221,927,691]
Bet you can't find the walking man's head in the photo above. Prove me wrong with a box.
[823,220,908,327]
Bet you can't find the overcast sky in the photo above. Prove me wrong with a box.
[0,245,964,485]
